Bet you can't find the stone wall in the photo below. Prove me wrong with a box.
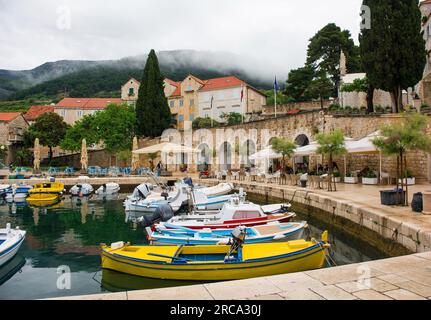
[262,100,331,116]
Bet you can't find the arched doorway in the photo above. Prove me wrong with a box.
[219,142,232,171]
[295,134,310,147]
[294,134,310,173]
[242,140,256,168]
[197,143,211,172]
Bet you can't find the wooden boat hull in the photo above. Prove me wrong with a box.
[101,237,329,281]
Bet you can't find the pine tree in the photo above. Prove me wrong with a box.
[360,0,426,113]
[136,49,171,137]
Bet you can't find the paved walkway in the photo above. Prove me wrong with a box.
[191,179,431,253]
[51,251,431,300]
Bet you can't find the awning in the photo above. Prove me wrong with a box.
[249,147,282,160]
[133,142,199,155]
[345,131,380,154]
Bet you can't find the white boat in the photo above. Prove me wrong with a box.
[70,183,94,197]
[5,185,33,202]
[95,183,120,195]
[147,221,308,245]
[0,224,26,267]
[124,183,235,213]
[195,182,235,197]
[0,184,11,199]
[154,197,295,230]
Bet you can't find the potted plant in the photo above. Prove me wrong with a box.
[399,169,415,186]
[374,105,384,114]
[332,171,342,183]
[344,171,358,184]
[362,170,379,185]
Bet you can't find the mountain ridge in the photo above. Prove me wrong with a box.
[0,50,274,100]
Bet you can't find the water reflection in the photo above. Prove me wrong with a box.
[0,196,388,300]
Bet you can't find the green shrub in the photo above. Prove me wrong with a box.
[375,105,384,113]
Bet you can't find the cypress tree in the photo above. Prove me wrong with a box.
[136,49,171,137]
[360,0,426,113]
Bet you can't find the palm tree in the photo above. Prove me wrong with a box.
[373,113,431,206]
[315,129,347,192]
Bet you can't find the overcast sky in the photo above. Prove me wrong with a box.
[0,0,363,74]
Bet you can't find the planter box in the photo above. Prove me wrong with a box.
[380,190,405,206]
[362,177,379,185]
[344,177,358,184]
[398,178,415,186]
[332,177,341,183]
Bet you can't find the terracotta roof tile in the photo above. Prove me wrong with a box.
[199,76,245,92]
[24,105,55,121]
[0,112,22,122]
[56,98,122,109]
[165,78,181,87]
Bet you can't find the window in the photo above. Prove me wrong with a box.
[179,115,184,122]
[77,110,83,118]
[190,99,194,107]
[60,110,66,117]
[217,106,225,109]
[128,87,134,96]
[170,100,175,108]
[189,115,194,121]
[179,100,184,107]
[232,211,260,219]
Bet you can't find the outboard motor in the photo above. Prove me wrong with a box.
[161,192,169,200]
[225,226,247,261]
[137,204,175,227]
[132,183,151,200]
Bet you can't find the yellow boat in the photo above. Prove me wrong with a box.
[27,182,65,202]
[101,232,330,281]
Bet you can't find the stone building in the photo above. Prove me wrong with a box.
[55,98,122,125]
[121,78,141,106]
[0,112,29,164]
[418,0,431,106]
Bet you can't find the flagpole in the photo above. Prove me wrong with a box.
[211,95,214,128]
[274,76,278,118]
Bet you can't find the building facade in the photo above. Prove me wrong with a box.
[121,78,141,106]
[198,76,266,122]
[55,98,122,125]
[0,113,29,164]
[119,76,266,130]
[419,0,431,106]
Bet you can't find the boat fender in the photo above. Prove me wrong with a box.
[273,234,286,240]
[111,241,125,250]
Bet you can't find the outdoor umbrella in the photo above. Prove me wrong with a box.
[81,139,88,172]
[249,147,282,161]
[131,136,140,172]
[33,138,40,172]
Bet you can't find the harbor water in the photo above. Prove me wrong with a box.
[0,195,388,300]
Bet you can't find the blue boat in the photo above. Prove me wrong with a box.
[147,221,308,245]
[5,185,33,202]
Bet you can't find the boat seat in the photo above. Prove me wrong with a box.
[254,225,284,236]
